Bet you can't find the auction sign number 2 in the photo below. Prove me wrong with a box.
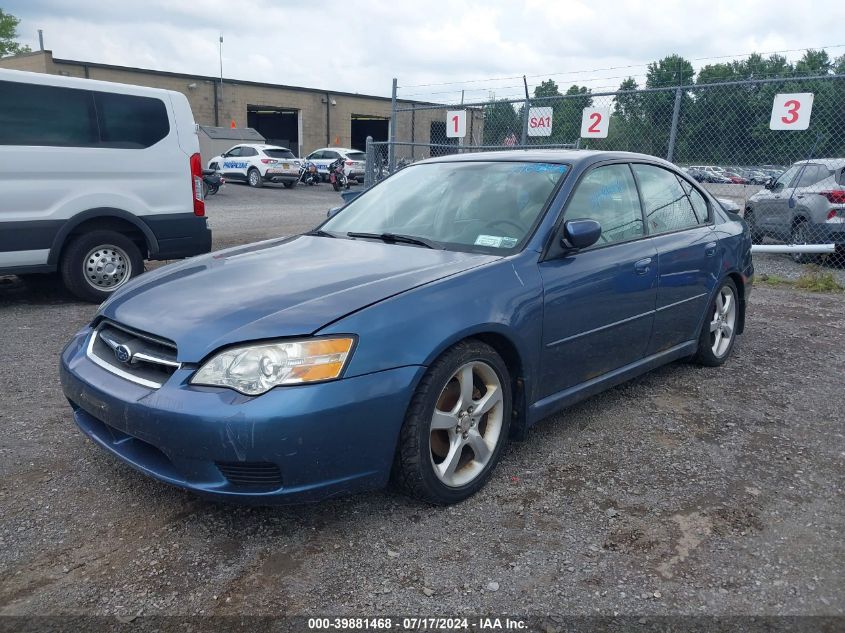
[446,110,467,138]
[770,93,814,130]
[580,107,611,138]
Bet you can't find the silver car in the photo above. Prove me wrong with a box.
[745,159,845,262]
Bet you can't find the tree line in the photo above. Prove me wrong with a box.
[482,50,845,166]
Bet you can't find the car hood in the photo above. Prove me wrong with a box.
[99,235,498,361]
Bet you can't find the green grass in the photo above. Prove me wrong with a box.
[757,265,844,293]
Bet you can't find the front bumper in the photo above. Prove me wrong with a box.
[60,328,424,504]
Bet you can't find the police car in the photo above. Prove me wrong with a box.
[305,147,367,181]
[207,144,301,188]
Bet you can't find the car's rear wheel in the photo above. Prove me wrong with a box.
[393,340,511,505]
[694,278,739,367]
[60,230,143,303]
[790,221,817,264]
[248,168,262,188]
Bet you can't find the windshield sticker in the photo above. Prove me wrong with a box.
[500,237,518,248]
[511,163,568,174]
[475,234,504,247]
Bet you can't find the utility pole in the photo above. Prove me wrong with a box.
[218,35,224,123]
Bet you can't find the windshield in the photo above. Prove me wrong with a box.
[323,161,568,252]
[264,149,296,159]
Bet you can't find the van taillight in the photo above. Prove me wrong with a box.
[190,153,205,217]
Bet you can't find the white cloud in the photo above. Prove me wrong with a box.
[6,0,844,101]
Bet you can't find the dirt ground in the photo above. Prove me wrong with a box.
[0,183,843,619]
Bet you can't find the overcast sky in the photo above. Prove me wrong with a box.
[6,0,845,101]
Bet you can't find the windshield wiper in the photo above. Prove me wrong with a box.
[346,232,440,249]
[304,229,337,238]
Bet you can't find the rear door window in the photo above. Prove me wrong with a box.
[632,164,700,234]
[94,92,169,148]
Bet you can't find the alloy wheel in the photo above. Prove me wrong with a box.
[710,285,737,358]
[429,361,504,487]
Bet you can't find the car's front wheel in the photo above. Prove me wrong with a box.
[393,340,511,505]
[744,208,764,244]
[694,278,739,367]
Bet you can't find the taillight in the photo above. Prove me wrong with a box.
[827,210,838,220]
[190,153,205,216]
[820,190,845,204]
[261,159,277,164]
[345,160,354,166]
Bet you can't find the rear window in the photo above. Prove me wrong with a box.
[345,151,366,161]
[0,80,169,149]
[264,149,296,159]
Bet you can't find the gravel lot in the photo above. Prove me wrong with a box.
[0,182,843,619]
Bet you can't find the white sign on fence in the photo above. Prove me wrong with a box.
[580,107,611,138]
[527,107,553,137]
[446,110,467,138]
[769,93,814,130]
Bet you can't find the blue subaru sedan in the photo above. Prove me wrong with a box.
[60,150,753,505]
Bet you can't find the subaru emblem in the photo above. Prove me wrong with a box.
[114,344,132,364]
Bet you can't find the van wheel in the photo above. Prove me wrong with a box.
[248,168,262,188]
[60,231,143,303]
[392,340,511,505]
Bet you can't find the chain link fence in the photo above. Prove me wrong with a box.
[366,74,845,265]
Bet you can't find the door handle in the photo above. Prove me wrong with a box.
[633,257,652,275]
[705,242,717,257]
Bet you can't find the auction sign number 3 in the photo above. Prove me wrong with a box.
[770,93,814,130]
[580,107,611,138]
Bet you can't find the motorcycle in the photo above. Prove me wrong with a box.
[299,160,321,186]
[202,169,224,197]
[328,157,350,191]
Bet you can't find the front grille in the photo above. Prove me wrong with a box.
[216,462,283,490]
[86,320,179,388]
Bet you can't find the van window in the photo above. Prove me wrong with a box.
[94,92,169,148]
[0,80,169,149]
[0,80,97,146]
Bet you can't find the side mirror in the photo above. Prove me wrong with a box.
[561,219,602,251]
[764,177,774,190]
[327,206,342,218]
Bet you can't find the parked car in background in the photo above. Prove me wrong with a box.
[0,68,211,303]
[306,147,367,181]
[60,149,752,505]
[688,166,732,184]
[744,159,845,262]
[207,144,300,188]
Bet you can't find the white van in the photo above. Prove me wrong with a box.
[0,69,211,302]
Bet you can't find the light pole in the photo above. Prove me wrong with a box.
[218,34,224,122]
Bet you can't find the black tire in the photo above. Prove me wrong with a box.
[790,221,817,264]
[207,184,219,196]
[202,180,209,199]
[247,168,263,188]
[283,181,295,189]
[693,278,739,367]
[332,181,341,192]
[744,209,764,244]
[60,230,144,303]
[392,340,512,505]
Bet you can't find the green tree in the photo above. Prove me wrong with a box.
[0,9,30,57]
[521,79,591,145]
[482,98,520,144]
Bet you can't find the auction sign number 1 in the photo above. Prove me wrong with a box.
[446,110,467,138]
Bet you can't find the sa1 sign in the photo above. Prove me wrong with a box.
[527,107,553,137]
[580,107,611,138]
[446,110,467,138]
[769,93,814,130]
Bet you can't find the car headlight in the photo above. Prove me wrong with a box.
[190,337,355,395]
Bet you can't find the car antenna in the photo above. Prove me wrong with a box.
[788,132,821,210]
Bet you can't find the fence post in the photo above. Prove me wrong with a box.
[521,75,530,145]
[364,135,374,189]
[666,86,682,162]
[388,78,398,172]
